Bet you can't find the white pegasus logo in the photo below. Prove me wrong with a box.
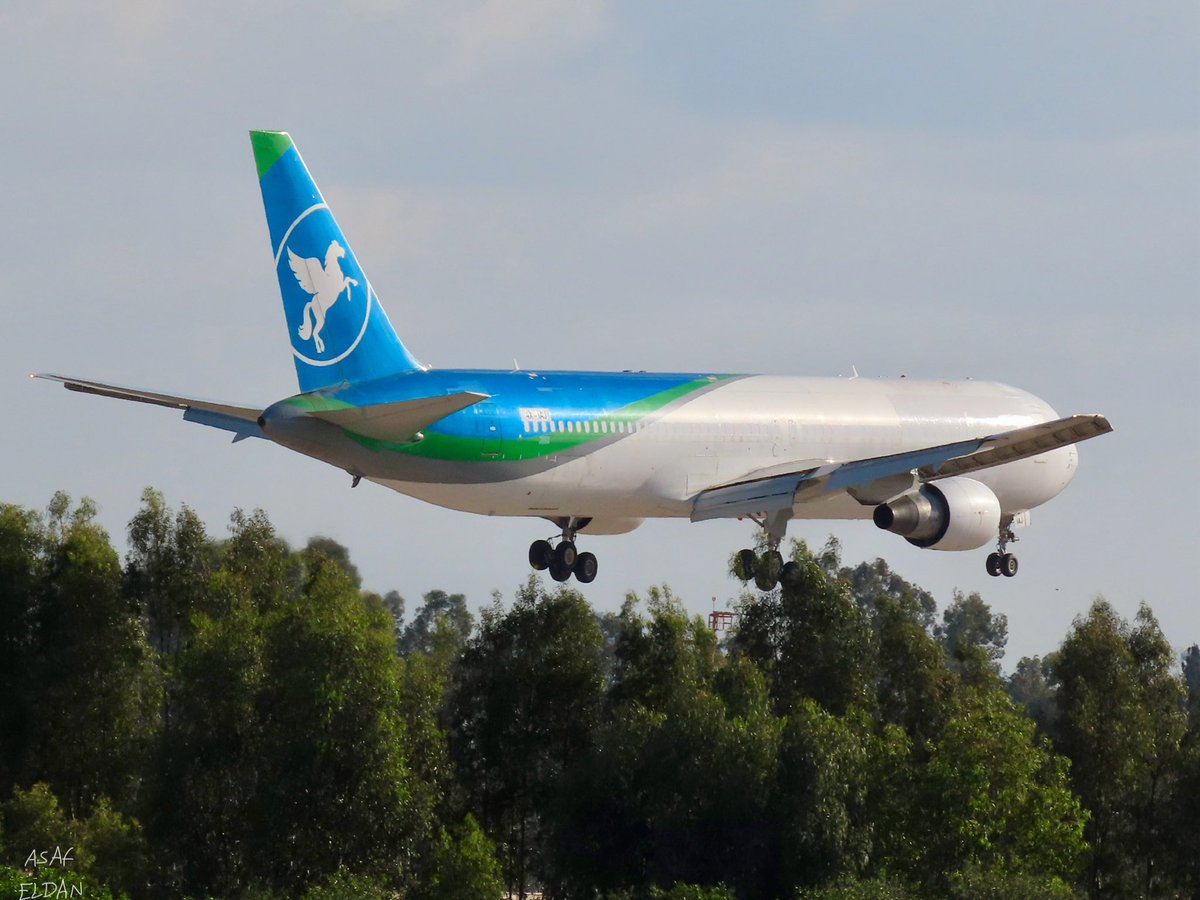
[287,240,359,354]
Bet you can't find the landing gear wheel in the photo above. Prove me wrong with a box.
[985,552,1003,577]
[1000,553,1018,578]
[554,541,577,569]
[573,552,598,584]
[736,549,757,581]
[781,560,799,585]
[529,539,553,571]
[548,558,572,582]
[754,550,783,591]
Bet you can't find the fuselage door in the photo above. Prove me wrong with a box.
[474,402,503,460]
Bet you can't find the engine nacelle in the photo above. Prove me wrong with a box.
[872,477,1001,551]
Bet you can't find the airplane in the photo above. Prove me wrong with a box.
[36,131,1112,589]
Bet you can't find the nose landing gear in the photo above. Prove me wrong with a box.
[985,516,1019,577]
[528,517,598,584]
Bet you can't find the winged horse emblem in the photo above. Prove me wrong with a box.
[287,240,359,354]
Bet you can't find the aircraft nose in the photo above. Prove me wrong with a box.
[1065,443,1080,484]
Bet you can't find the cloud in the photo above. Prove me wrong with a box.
[3,0,187,79]
[438,0,609,82]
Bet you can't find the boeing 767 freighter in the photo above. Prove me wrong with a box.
[36,131,1112,588]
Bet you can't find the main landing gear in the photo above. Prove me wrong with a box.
[985,516,1019,578]
[734,509,795,592]
[528,517,598,584]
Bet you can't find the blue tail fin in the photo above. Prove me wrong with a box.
[251,131,422,392]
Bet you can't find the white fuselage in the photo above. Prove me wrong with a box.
[374,376,1078,529]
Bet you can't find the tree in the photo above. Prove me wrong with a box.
[1,783,149,899]
[26,495,160,815]
[936,590,1008,681]
[838,553,937,630]
[768,702,871,892]
[304,534,361,587]
[915,688,1087,892]
[400,589,473,658]
[731,540,877,717]
[126,487,216,660]
[0,503,45,798]
[1007,655,1059,737]
[1050,600,1187,897]
[448,577,605,897]
[871,591,954,743]
[554,593,779,897]
[418,814,504,900]
[152,509,419,896]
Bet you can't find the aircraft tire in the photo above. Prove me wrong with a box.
[985,552,1003,577]
[555,540,578,569]
[549,558,572,582]
[754,569,779,592]
[574,552,598,584]
[1000,553,1019,577]
[736,548,757,580]
[529,539,553,571]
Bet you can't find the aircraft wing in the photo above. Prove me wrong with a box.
[691,414,1112,522]
[304,392,490,441]
[33,374,265,442]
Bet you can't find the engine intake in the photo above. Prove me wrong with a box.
[873,477,1001,551]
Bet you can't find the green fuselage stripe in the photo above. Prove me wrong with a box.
[343,377,722,462]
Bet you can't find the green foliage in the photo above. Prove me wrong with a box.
[0,494,161,817]
[768,701,871,889]
[837,552,937,630]
[1,783,147,899]
[5,491,1198,900]
[399,588,473,657]
[946,862,1083,899]
[916,688,1088,887]
[871,590,954,741]
[417,814,504,900]
[299,867,401,899]
[1,783,76,854]
[1050,599,1188,897]
[152,509,416,896]
[448,576,606,895]
[795,874,918,899]
[0,503,45,795]
[305,534,362,587]
[731,540,877,716]
[650,884,736,899]
[936,589,1008,682]
[1006,654,1059,736]
[553,589,781,897]
[0,863,121,900]
[73,797,150,898]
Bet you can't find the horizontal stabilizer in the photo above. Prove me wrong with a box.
[306,392,489,441]
[33,374,264,442]
[692,414,1112,522]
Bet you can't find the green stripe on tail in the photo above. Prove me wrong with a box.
[250,131,294,180]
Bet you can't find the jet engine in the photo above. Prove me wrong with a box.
[872,477,1001,551]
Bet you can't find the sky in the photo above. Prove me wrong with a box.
[3,1,1197,665]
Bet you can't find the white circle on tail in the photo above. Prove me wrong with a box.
[275,204,374,367]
